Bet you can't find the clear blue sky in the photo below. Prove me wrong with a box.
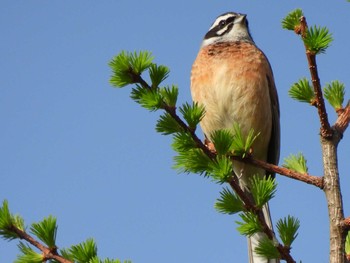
[1,1,349,262]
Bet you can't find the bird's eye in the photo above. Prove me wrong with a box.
[219,20,226,28]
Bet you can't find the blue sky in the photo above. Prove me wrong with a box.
[1,1,349,262]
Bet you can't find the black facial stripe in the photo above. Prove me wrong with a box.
[225,16,235,26]
[204,20,234,39]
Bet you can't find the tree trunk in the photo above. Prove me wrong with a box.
[321,133,346,263]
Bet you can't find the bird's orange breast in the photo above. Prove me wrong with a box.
[190,41,273,161]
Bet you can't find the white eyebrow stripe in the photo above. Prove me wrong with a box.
[208,13,236,31]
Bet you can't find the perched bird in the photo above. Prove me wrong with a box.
[190,12,280,263]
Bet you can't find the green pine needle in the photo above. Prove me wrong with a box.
[230,123,259,157]
[289,78,315,104]
[283,153,308,174]
[59,248,75,261]
[109,51,153,88]
[159,85,178,108]
[345,231,350,256]
[324,80,345,111]
[255,236,280,260]
[250,175,277,208]
[179,102,205,130]
[236,212,262,237]
[173,148,211,175]
[0,200,24,240]
[209,155,234,183]
[172,132,197,152]
[215,187,243,214]
[128,51,154,75]
[210,129,235,155]
[30,216,57,249]
[15,242,43,263]
[281,8,304,31]
[156,112,183,135]
[276,215,300,247]
[304,26,333,54]
[67,238,98,263]
[130,85,163,111]
[149,64,170,88]
[88,258,132,263]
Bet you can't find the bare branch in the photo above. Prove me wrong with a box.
[334,102,350,135]
[299,16,332,138]
[232,155,324,189]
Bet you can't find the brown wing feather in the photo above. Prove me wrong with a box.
[266,72,280,178]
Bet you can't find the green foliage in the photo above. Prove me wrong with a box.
[324,80,345,111]
[210,129,235,155]
[172,132,197,151]
[230,123,260,157]
[215,187,243,214]
[156,112,183,135]
[159,85,178,108]
[15,242,43,263]
[179,102,205,130]
[345,231,350,257]
[109,51,153,87]
[282,9,333,54]
[30,216,57,249]
[283,153,308,174]
[281,8,304,31]
[88,258,132,263]
[130,85,163,111]
[304,26,333,54]
[173,148,212,175]
[255,236,280,260]
[65,238,98,262]
[289,78,315,104]
[209,156,234,183]
[236,212,262,237]
[276,215,300,247]
[0,200,24,240]
[250,176,277,208]
[149,64,170,88]
[108,50,301,262]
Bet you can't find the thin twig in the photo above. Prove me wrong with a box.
[299,16,332,138]
[334,102,350,135]
[132,73,216,159]
[162,104,216,159]
[10,225,72,263]
[232,155,324,189]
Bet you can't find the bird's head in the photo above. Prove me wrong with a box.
[201,12,254,47]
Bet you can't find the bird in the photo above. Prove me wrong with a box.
[190,12,280,263]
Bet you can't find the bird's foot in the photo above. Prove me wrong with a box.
[204,138,217,154]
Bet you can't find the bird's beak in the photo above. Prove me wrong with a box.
[234,14,247,25]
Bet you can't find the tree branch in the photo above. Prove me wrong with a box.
[132,73,216,159]
[228,177,296,263]
[232,155,324,189]
[131,70,299,262]
[334,101,350,135]
[342,217,350,230]
[9,225,72,263]
[321,135,346,262]
[162,104,216,159]
[299,16,332,138]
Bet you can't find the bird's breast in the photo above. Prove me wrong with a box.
[191,42,273,159]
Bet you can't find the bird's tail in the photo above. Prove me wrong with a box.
[248,202,280,263]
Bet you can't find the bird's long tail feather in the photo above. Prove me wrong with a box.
[248,202,279,263]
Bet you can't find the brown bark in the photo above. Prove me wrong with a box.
[321,133,347,262]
